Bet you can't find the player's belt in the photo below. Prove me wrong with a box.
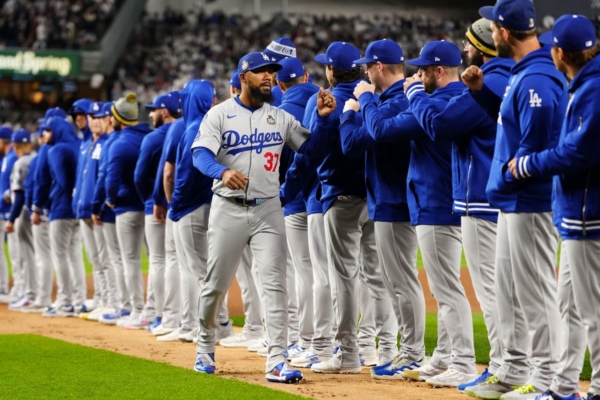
[217,194,274,207]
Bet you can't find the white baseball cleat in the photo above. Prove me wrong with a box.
[216,320,235,341]
[247,338,268,352]
[257,345,269,357]
[360,352,378,367]
[219,333,263,348]
[179,327,199,343]
[152,325,177,336]
[157,329,182,342]
[425,368,480,388]
[20,303,48,314]
[290,351,331,368]
[311,352,361,374]
[402,362,447,382]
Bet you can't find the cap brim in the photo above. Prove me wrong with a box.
[353,57,375,64]
[314,54,332,65]
[479,6,495,22]
[37,118,45,124]
[245,61,283,73]
[39,124,51,131]
[144,104,159,110]
[539,32,554,46]
[405,58,430,67]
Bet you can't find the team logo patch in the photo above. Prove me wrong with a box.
[242,60,249,71]
[221,130,284,155]
[267,115,275,125]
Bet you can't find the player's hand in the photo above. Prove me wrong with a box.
[154,204,167,224]
[105,201,115,209]
[353,81,375,99]
[31,212,41,226]
[222,169,249,191]
[92,214,103,226]
[508,158,520,179]
[404,74,422,92]
[343,99,360,113]
[5,221,14,234]
[317,88,337,117]
[462,66,484,92]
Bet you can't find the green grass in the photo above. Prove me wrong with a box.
[0,334,310,400]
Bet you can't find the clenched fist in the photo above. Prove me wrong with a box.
[317,88,337,117]
[404,74,422,92]
[343,99,360,113]
[353,81,376,99]
[222,169,249,191]
[462,66,485,92]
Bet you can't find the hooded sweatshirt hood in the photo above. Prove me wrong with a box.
[181,80,215,133]
[47,117,77,145]
[280,82,320,109]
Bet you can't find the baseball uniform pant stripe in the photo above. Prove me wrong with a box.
[81,220,108,307]
[15,209,36,302]
[416,224,477,374]
[198,195,288,372]
[235,245,264,337]
[565,238,600,394]
[145,215,166,318]
[32,221,53,307]
[307,212,335,356]
[50,219,87,307]
[7,227,22,297]
[116,212,145,316]
[161,218,181,329]
[375,221,425,361]
[461,216,503,374]
[102,222,131,312]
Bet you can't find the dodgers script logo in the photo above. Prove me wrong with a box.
[221,129,283,156]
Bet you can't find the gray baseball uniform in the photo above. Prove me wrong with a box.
[145,215,165,318]
[32,213,52,307]
[80,220,111,308]
[7,222,21,298]
[286,242,300,345]
[161,218,181,329]
[115,211,146,317]
[102,221,131,312]
[50,219,86,308]
[193,97,311,372]
[0,221,8,294]
[235,245,264,337]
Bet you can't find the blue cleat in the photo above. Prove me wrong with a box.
[147,316,162,333]
[266,362,304,383]
[194,353,216,374]
[371,357,422,380]
[458,367,492,392]
[535,391,581,400]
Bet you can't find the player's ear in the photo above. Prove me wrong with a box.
[239,72,247,85]
[303,72,309,83]
[277,80,286,93]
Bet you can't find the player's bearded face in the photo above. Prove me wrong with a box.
[152,110,164,128]
[246,70,274,103]
[491,23,513,59]
[464,41,484,68]
[419,66,438,94]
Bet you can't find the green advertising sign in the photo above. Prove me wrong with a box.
[0,49,80,78]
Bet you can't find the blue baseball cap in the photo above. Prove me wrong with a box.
[264,37,297,62]
[550,15,597,51]
[37,107,67,124]
[539,31,553,46]
[229,70,241,90]
[479,0,536,31]
[11,129,31,144]
[69,98,93,115]
[94,102,113,118]
[238,52,283,73]
[354,39,405,65]
[276,58,305,82]
[0,127,13,140]
[314,42,361,69]
[87,101,104,116]
[144,91,181,115]
[407,41,462,67]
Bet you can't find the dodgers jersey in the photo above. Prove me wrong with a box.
[192,97,311,199]
[10,153,36,201]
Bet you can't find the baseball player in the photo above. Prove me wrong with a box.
[507,15,600,400]
[355,41,479,387]
[191,51,329,382]
[277,57,321,360]
[401,20,514,391]
[104,93,152,329]
[304,42,397,374]
[339,39,427,379]
[6,130,36,312]
[134,92,180,332]
[461,1,569,397]
[264,37,297,107]
[35,117,86,317]
[0,127,14,304]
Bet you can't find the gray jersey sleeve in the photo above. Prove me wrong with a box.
[192,108,223,154]
[10,154,34,192]
[283,111,311,152]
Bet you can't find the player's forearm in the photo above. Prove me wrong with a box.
[163,162,175,203]
[8,190,24,223]
[192,147,228,180]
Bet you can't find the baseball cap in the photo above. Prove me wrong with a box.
[0,127,13,140]
[87,101,104,116]
[69,98,93,115]
[550,15,597,51]
[94,102,113,118]
[238,52,283,73]
[276,58,305,82]
[479,0,536,31]
[539,31,554,46]
[466,18,497,57]
[229,70,241,90]
[354,39,405,64]
[37,107,67,124]
[11,129,31,144]
[264,37,297,62]
[144,91,181,115]
[407,41,463,67]
[314,42,361,69]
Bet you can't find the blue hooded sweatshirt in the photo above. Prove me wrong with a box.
[305,80,368,213]
[105,123,152,215]
[36,118,79,221]
[340,79,411,222]
[92,131,119,223]
[407,57,514,222]
[0,148,18,220]
[152,118,186,210]
[512,54,600,240]
[278,82,320,217]
[135,122,172,215]
[485,48,568,213]
[75,133,110,220]
[169,81,214,222]
[271,85,283,107]
[360,81,465,226]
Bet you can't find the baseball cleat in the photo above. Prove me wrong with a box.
[194,353,216,374]
[179,327,199,343]
[311,351,361,374]
[533,391,581,400]
[290,351,330,368]
[8,296,28,311]
[286,343,305,361]
[402,362,447,381]
[458,367,493,392]
[152,324,176,336]
[157,329,182,342]
[247,338,269,352]
[500,384,544,400]
[360,352,378,367]
[426,368,480,388]
[99,309,130,325]
[42,305,76,318]
[464,375,519,399]
[220,333,263,349]
[20,303,49,314]
[216,320,235,341]
[371,356,423,380]
[146,317,162,332]
[266,362,303,383]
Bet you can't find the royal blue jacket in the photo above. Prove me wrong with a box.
[408,57,514,222]
[74,134,108,219]
[135,123,171,215]
[513,54,600,240]
[152,118,185,210]
[305,80,367,213]
[92,132,119,223]
[105,123,152,215]
[340,79,411,222]
[278,82,320,217]
[271,85,283,107]
[35,118,79,221]
[486,48,568,213]
[0,149,17,220]
[169,81,214,221]
[361,81,465,226]
[72,126,91,218]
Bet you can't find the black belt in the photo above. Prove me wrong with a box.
[216,194,272,207]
